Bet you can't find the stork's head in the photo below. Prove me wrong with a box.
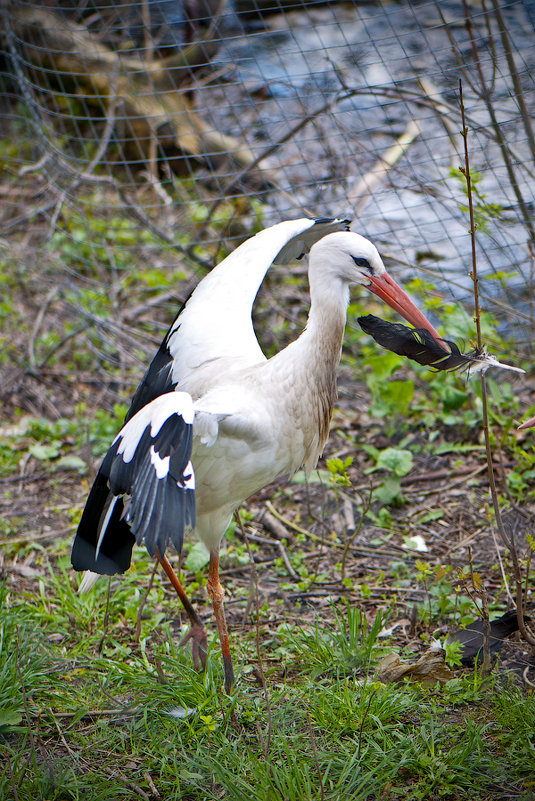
[310,231,442,343]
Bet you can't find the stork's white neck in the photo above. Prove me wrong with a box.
[261,256,350,473]
[268,251,350,376]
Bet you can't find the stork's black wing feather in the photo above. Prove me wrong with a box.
[446,610,530,665]
[125,312,187,424]
[71,393,195,574]
[358,315,469,371]
[116,409,196,557]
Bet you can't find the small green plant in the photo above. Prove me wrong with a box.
[450,166,504,233]
[325,455,353,486]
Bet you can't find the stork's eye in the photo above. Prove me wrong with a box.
[352,256,372,272]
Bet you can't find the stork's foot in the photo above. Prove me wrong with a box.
[180,622,208,672]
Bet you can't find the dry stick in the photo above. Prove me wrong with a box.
[28,287,60,370]
[439,0,535,194]
[36,324,88,371]
[49,708,135,719]
[52,710,151,801]
[143,772,161,799]
[141,0,154,65]
[265,500,320,542]
[257,513,300,580]
[487,0,535,349]
[458,550,482,618]
[7,94,211,269]
[480,584,492,673]
[469,543,492,672]
[11,52,205,272]
[489,524,515,608]
[47,73,120,237]
[459,85,496,674]
[417,77,461,158]
[459,84,535,648]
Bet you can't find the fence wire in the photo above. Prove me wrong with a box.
[1,0,534,354]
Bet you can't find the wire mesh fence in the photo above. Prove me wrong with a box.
[1,0,534,400]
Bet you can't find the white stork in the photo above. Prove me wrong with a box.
[72,217,442,693]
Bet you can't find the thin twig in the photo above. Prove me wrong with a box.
[459,82,535,648]
[141,0,154,64]
[143,772,161,798]
[489,525,515,607]
[347,119,421,213]
[260,512,300,580]
[48,74,119,237]
[264,500,318,541]
[197,84,386,235]
[48,708,137,719]
[480,579,492,675]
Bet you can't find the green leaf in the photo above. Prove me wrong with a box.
[366,351,404,379]
[376,447,413,477]
[370,380,414,418]
[0,710,23,730]
[186,542,210,573]
[29,442,60,460]
[435,442,483,455]
[441,385,469,412]
[290,469,331,484]
[55,455,88,473]
[375,477,403,505]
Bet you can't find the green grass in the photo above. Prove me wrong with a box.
[1,575,534,801]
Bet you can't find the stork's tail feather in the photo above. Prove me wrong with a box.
[78,571,101,594]
[71,472,135,575]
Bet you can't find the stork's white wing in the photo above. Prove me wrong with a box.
[167,217,350,384]
[125,218,349,421]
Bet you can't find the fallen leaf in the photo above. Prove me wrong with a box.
[376,643,454,685]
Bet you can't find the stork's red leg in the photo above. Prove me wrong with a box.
[207,550,235,693]
[158,554,207,671]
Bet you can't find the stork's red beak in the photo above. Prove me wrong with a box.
[518,414,535,431]
[366,271,443,345]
